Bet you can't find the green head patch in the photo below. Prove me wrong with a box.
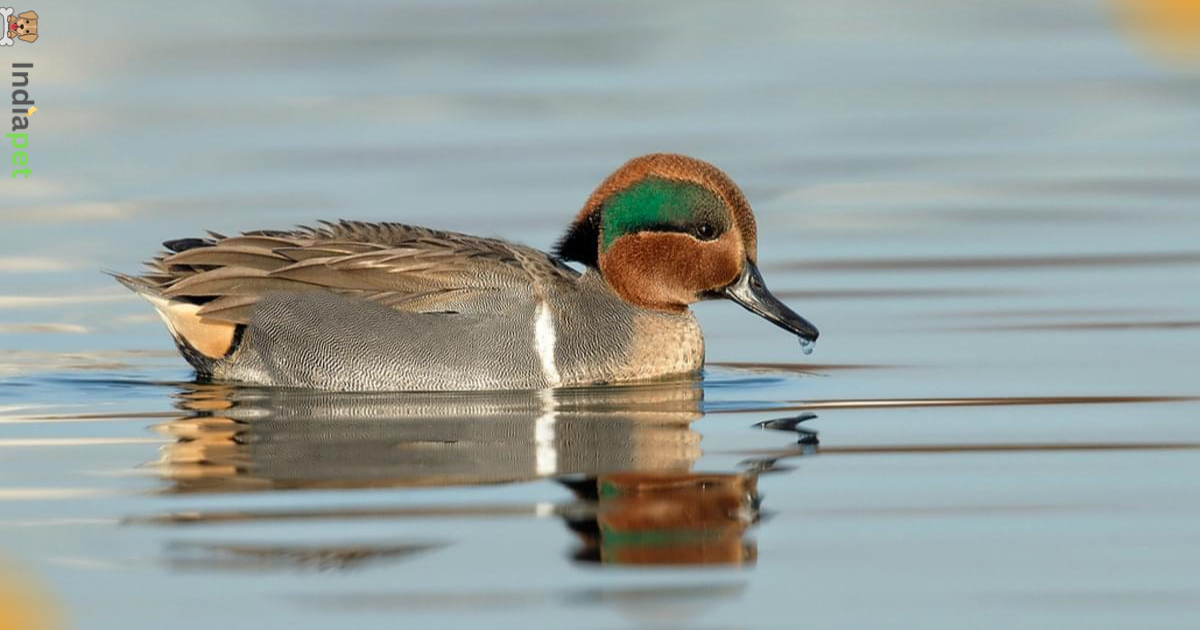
[553,175,734,268]
[599,177,730,251]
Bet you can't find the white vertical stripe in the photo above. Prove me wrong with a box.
[534,389,558,477]
[534,302,562,387]
[534,412,557,477]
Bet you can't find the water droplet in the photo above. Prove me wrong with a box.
[798,337,815,355]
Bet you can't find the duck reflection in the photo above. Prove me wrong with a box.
[155,382,704,492]
[562,472,758,566]
[146,381,805,569]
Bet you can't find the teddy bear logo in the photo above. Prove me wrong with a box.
[0,8,37,46]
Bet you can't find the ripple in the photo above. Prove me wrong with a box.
[743,395,1200,413]
[781,251,1200,272]
[163,540,447,573]
[961,320,1200,332]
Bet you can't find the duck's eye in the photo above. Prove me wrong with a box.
[695,223,717,240]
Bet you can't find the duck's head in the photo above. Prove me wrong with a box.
[555,153,819,348]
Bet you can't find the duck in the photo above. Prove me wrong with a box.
[112,153,819,391]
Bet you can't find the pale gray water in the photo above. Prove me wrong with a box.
[3,1,1200,629]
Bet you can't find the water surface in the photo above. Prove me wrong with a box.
[3,1,1200,628]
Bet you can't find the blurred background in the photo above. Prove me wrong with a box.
[2,1,1199,629]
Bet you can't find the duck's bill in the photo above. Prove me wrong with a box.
[722,261,820,345]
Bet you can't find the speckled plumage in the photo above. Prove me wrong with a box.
[113,220,703,391]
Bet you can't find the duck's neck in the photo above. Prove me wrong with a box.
[554,271,704,385]
[577,269,686,314]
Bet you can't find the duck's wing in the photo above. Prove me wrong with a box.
[125,220,579,326]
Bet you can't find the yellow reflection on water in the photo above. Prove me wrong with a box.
[0,557,64,630]
[1116,0,1200,66]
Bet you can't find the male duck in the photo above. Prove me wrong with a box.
[113,153,819,391]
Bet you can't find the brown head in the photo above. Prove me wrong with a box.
[555,153,819,347]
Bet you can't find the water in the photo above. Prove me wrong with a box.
[3,1,1200,628]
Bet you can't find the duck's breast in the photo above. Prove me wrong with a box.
[547,274,705,386]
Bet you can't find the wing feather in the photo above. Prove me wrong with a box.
[124,220,577,325]
[164,245,293,271]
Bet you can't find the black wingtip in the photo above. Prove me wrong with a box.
[162,237,213,253]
